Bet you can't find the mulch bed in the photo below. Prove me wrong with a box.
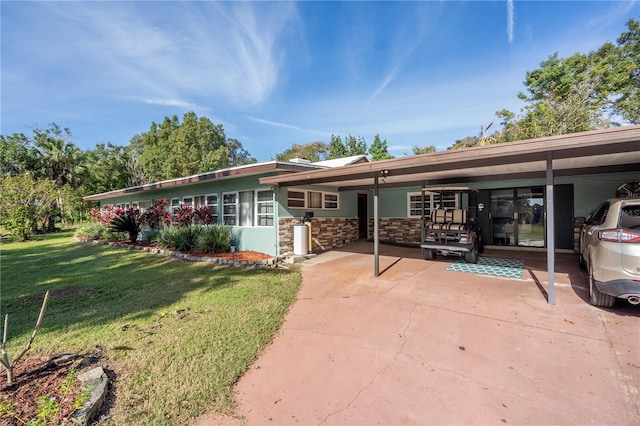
[0,356,82,425]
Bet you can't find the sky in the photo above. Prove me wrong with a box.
[1,1,638,161]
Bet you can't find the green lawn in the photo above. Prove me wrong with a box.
[0,231,301,424]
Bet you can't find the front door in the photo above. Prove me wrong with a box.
[357,193,367,239]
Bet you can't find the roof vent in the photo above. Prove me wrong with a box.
[289,158,312,164]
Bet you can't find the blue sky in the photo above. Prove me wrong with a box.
[2,1,638,161]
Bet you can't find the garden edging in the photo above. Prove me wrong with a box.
[75,238,279,267]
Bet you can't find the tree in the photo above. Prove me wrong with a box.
[274,142,329,162]
[368,134,394,161]
[84,143,131,194]
[327,135,349,159]
[0,174,57,241]
[130,112,255,181]
[0,133,42,177]
[345,135,368,156]
[411,145,437,155]
[32,124,86,227]
[327,134,370,159]
[226,138,257,167]
[489,19,640,143]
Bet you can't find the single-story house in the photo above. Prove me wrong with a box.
[85,126,640,275]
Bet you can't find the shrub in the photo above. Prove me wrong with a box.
[141,229,161,244]
[195,206,217,225]
[109,209,141,243]
[158,225,203,251]
[141,198,170,230]
[75,222,109,240]
[173,205,194,227]
[196,224,234,254]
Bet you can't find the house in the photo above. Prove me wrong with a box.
[85,126,640,261]
[83,155,369,256]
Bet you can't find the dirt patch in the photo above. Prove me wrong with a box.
[0,356,82,425]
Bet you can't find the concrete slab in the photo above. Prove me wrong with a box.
[196,242,640,425]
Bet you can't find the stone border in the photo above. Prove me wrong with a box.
[71,367,108,425]
[76,238,279,268]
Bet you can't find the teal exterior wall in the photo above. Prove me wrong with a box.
[98,173,280,256]
[367,171,639,219]
[277,186,360,219]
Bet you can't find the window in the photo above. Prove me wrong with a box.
[182,196,194,207]
[287,189,339,210]
[408,193,429,218]
[222,193,237,225]
[207,194,219,222]
[256,190,274,226]
[324,193,338,209]
[138,200,151,210]
[221,190,274,227]
[308,191,322,209]
[407,192,459,218]
[194,195,206,208]
[288,191,305,208]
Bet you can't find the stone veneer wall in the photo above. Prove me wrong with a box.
[279,217,359,254]
[368,217,423,246]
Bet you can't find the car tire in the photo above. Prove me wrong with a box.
[464,246,478,264]
[589,264,615,308]
[578,252,586,270]
[422,248,436,260]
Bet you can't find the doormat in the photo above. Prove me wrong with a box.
[447,256,525,279]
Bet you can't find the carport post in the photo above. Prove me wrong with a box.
[546,154,556,304]
[374,175,380,277]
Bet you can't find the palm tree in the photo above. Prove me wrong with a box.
[33,124,86,227]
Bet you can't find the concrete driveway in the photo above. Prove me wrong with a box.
[198,242,640,425]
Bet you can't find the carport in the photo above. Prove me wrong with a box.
[261,125,640,304]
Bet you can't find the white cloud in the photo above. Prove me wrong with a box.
[18,2,299,107]
[507,0,514,43]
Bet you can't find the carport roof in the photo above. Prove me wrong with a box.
[259,125,640,190]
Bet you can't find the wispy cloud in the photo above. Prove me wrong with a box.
[19,2,299,107]
[507,0,514,43]
[246,116,302,130]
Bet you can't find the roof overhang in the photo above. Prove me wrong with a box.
[84,161,325,201]
[259,126,640,191]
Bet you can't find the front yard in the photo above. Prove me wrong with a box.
[0,231,301,424]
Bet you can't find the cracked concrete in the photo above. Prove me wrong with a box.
[196,242,640,425]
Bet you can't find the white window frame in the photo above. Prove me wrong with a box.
[287,188,339,210]
[407,192,459,218]
[206,194,219,223]
[256,190,275,227]
[222,192,237,225]
[221,189,275,227]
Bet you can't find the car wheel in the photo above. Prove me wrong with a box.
[578,252,586,270]
[464,246,478,264]
[588,264,615,308]
[422,248,436,260]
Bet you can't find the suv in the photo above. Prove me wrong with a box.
[420,187,482,264]
[579,198,640,307]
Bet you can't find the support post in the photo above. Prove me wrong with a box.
[374,176,380,277]
[546,154,555,304]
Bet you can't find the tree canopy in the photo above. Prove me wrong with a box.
[274,142,329,162]
[129,112,255,182]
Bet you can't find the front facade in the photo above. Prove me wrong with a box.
[85,127,640,257]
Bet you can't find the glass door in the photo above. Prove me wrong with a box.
[516,188,544,247]
[490,189,515,245]
[490,187,545,247]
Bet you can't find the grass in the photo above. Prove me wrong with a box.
[0,231,302,425]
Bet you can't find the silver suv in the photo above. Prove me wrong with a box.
[579,198,640,307]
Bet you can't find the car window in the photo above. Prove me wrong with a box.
[587,202,610,225]
[619,205,640,229]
